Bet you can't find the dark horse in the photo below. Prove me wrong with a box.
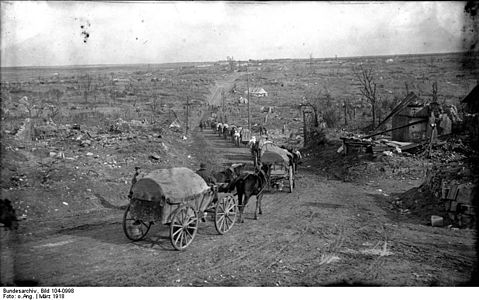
[213,164,244,192]
[250,140,261,168]
[227,164,268,223]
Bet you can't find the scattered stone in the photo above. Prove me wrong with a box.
[149,153,160,160]
[431,215,444,227]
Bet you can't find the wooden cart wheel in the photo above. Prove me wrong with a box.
[123,205,151,241]
[289,166,294,193]
[215,194,237,235]
[170,205,198,251]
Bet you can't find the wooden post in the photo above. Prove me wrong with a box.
[185,96,189,135]
[247,68,251,131]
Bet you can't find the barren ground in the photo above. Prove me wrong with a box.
[2,75,477,287]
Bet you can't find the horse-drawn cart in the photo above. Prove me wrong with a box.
[260,143,295,193]
[123,167,237,250]
[240,128,251,146]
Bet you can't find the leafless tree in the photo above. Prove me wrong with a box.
[20,96,44,119]
[227,56,235,72]
[49,88,64,104]
[342,98,355,126]
[80,74,93,104]
[302,90,323,127]
[302,87,330,127]
[353,65,380,128]
[47,104,61,120]
[432,81,438,103]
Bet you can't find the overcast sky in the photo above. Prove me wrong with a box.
[0,1,469,67]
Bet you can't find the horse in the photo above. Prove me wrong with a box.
[222,124,229,139]
[211,121,217,131]
[227,164,268,223]
[213,167,236,184]
[216,123,223,136]
[249,139,261,167]
[213,164,244,192]
[233,128,241,147]
[0,199,19,230]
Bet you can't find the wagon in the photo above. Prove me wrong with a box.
[260,143,295,193]
[240,128,251,146]
[123,167,237,250]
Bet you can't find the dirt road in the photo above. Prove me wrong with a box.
[207,73,241,107]
[6,119,477,286]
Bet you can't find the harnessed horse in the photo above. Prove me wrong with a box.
[227,165,268,223]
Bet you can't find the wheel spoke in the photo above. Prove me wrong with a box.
[174,229,183,245]
[172,228,182,238]
[179,210,186,224]
[217,214,225,224]
[185,228,194,241]
[180,231,186,247]
[185,217,197,226]
[224,216,231,229]
[227,201,236,212]
[225,214,234,224]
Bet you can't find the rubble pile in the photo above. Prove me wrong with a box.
[425,135,472,163]
[420,163,477,228]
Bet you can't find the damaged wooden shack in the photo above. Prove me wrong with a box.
[341,92,457,155]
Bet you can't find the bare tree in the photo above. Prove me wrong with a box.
[80,74,93,104]
[302,87,330,127]
[49,88,64,104]
[227,56,235,72]
[353,65,380,128]
[432,81,438,103]
[342,98,355,126]
[301,87,332,127]
[47,104,61,120]
[19,96,44,118]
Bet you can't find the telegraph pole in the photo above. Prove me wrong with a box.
[221,88,225,123]
[247,66,251,131]
[185,96,189,135]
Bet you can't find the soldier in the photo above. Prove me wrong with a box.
[196,163,217,186]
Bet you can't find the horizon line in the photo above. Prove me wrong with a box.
[1,50,477,69]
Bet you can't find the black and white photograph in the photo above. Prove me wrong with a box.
[1,0,478,290]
